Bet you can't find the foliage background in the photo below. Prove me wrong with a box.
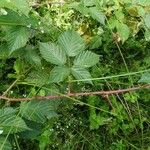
[0,0,150,149]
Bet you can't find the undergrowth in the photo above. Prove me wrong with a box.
[0,0,150,150]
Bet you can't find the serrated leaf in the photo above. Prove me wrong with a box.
[0,0,30,16]
[49,66,70,83]
[39,42,66,65]
[0,108,29,134]
[0,136,12,150]
[6,26,29,53]
[20,100,59,123]
[74,51,99,68]
[58,30,85,57]
[71,67,93,84]
[138,72,150,83]
[89,7,105,25]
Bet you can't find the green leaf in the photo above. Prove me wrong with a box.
[83,0,96,6]
[20,100,59,123]
[144,14,150,29]
[58,30,85,57]
[0,44,10,59]
[116,22,130,43]
[133,0,150,6]
[71,67,93,84]
[108,17,119,30]
[38,130,52,150]
[0,10,38,27]
[19,120,42,139]
[138,72,150,83]
[89,35,102,49]
[25,70,50,86]
[39,42,66,65]
[0,0,30,16]
[6,26,30,53]
[89,7,105,25]
[24,46,41,66]
[144,30,150,41]
[74,51,99,68]
[13,59,24,75]
[114,9,124,21]
[0,136,12,150]
[70,2,89,16]
[90,114,111,130]
[0,108,29,134]
[49,66,70,83]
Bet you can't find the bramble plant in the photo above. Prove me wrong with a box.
[39,30,99,84]
[0,0,150,150]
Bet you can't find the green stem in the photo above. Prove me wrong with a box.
[14,134,21,150]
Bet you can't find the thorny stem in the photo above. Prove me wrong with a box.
[0,84,149,102]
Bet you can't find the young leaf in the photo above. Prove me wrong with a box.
[89,7,105,25]
[74,51,99,68]
[6,26,30,53]
[49,66,70,83]
[39,42,66,65]
[0,0,30,16]
[71,67,93,84]
[58,30,85,57]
